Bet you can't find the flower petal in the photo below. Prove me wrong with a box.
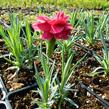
[32,12,73,41]
[54,27,72,40]
[37,16,50,23]
[32,22,41,31]
[51,24,64,34]
[54,32,69,40]
[65,24,73,30]
[37,22,51,31]
[42,32,53,40]
[32,16,51,31]
[56,11,69,20]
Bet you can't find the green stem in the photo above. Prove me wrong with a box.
[62,45,65,74]
[46,38,56,58]
[58,95,63,109]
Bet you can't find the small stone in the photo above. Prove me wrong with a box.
[9,83,24,91]
[0,39,4,46]
[86,100,90,104]
[99,79,102,82]
[102,75,106,77]
[0,39,4,43]
[87,92,91,97]
[102,91,109,100]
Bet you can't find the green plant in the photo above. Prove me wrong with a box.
[101,13,109,40]
[83,13,109,46]
[34,53,58,109]
[83,14,96,46]
[70,9,84,28]
[92,34,109,76]
[1,0,109,9]
[22,20,37,68]
[105,23,109,40]
[0,14,37,78]
[57,45,86,109]
[56,36,78,57]
[97,13,109,36]
[70,11,78,27]
[34,38,86,109]
[0,14,24,68]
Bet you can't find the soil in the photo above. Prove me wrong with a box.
[9,90,38,109]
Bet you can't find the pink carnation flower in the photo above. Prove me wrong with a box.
[32,12,72,40]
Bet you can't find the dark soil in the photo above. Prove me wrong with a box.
[9,90,38,109]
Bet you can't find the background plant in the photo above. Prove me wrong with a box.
[22,20,37,68]
[83,13,97,46]
[1,0,109,9]
[92,33,109,76]
[100,13,109,40]
[70,9,85,28]
[0,14,37,78]
[0,14,24,68]
[87,13,109,76]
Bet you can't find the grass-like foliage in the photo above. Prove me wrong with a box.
[57,45,86,109]
[34,41,87,109]
[0,14,37,78]
[92,34,109,76]
[82,12,109,46]
[84,14,96,46]
[1,0,109,9]
[34,54,58,109]
[0,14,24,68]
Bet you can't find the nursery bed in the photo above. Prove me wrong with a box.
[0,37,109,109]
[1,5,109,108]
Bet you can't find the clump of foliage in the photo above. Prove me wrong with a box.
[0,14,37,78]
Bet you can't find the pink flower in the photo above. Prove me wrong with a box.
[32,12,72,40]
[32,16,51,32]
